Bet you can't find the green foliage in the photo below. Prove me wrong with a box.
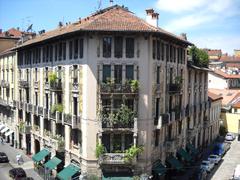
[189,46,209,67]
[51,104,64,113]
[19,121,25,132]
[95,143,106,158]
[130,80,139,92]
[114,104,135,125]
[88,174,99,180]
[124,145,143,162]
[175,76,183,84]
[49,73,57,85]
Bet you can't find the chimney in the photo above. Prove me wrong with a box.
[146,9,159,27]
[180,33,187,40]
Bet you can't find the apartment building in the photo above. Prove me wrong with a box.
[1,5,212,179]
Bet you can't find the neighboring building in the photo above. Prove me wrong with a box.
[208,69,240,89]
[0,28,35,53]
[0,5,211,179]
[234,49,240,57]
[0,49,17,146]
[209,89,240,134]
[206,92,222,145]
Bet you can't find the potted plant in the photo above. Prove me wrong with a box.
[95,143,106,158]
[124,145,143,163]
[49,73,57,87]
[130,80,139,93]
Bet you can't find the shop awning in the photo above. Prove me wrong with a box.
[32,149,50,162]
[166,156,183,170]
[44,156,62,170]
[152,160,167,176]
[57,164,80,180]
[177,148,192,162]
[1,127,9,133]
[0,124,5,130]
[5,130,14,137]
[187,144,198,155]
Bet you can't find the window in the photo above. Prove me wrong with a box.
[126,65,134,80]
[55,44,58,61]
[35,68,37,81]
[102,99,111,115]
[114,65,122,84]
[125,134,133,150]
[155,130,160,147]
[43,47,46,62]
[114,36,123,58]
[45,67,48,82]
[49,45,53,62]
[170,45,173,62]
[152,40,156,59]
[74,39,78,59]
[155,98,160,124]
[103,37,112,58]
[69,41,73,59]
[157,66,160,84]
[126,99,134,111]
[157,40,160,60]
[113,134,122,151]
[35,92,38,105]
[73,65,78,83]
[173,46,176,62]
[46,45,49,62]
[71,129,82,145]
[102,65,111,83]
[79,38,84,58]
[126,38,134,58]
[58,42,62,61]
[73,97,78,116]
[166,44,169,62]
[161,43,164,60]
[63,42,66,60]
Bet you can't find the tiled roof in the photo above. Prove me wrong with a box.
[226,63,240,68]
[16,5,192,49]
[232,102,240,108]
[0,28,22,38]
[220,55,240,62]
[212,69,240,79]
[208,88,240,106]
[208,91,223,101]
[207,49,222,56]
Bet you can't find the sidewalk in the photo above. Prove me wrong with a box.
[0,142,42,180]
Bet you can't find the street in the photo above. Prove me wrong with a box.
[0,142,42,180]
[208,138,240,180]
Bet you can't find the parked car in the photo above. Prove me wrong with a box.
[9,168,26,179]
[0,152,9,163]
[191,168,207,180]
[208,154,221,164]
[200,160,215,172]
[225,133,235,141]
[232,164,240,180]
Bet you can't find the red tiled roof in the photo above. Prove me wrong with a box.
[212,69,240,79]
[207,49,222,56]
[233,102,240,108]
[208,91,223,101]
[226,63,240,68]
[220,55,240,62]
[16,5,192,49]
[0,28,22,38]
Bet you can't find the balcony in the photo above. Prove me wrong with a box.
[38,106,43,116]
[71,82,79,92]
[99,81,139,95]
[99,153,128,165]
[164,138,176,152]
[34,81,39,89]
[50,81,62,92]
[19,124,31,134]
[19,80,29,89]
[168,83,182,94]
[1,80,9,88]
[72,115,81,129]
[44,82,50,90]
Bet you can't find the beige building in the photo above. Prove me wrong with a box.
[0,5,213,179]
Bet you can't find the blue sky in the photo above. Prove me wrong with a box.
[0,0,240,54]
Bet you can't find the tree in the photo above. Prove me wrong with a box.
[189,46,209,67]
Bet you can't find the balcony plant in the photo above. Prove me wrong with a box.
[114,104,135,127]
[19,121,25,133]
[124,145,143,163]
[51,104,64,113]
[130,80,139,93]
[95,143,106,158]
[49,73,57,86]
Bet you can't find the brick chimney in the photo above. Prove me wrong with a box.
[146,9,159,27]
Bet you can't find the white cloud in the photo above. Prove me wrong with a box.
[156,0,239,32]
[190,35,240,55]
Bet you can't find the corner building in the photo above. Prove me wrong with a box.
[12,5,211,178]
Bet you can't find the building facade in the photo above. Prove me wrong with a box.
[0,5,213,179]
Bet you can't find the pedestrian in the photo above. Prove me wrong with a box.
[0,137,4,144]
[16,154,21,165]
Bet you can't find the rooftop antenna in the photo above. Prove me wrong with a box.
[97,0,102,10]
[110,0,113,6]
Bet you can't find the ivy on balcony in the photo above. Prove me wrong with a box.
[100,104,136,128]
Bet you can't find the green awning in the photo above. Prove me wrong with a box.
[166,156,183,170]
[187,144,198,155]
[57,164,80,180]
[32,149,50,162]
[177,148,192,162]
[44,157,62,170]
[102,172,133,180]
[152,161,166,176]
